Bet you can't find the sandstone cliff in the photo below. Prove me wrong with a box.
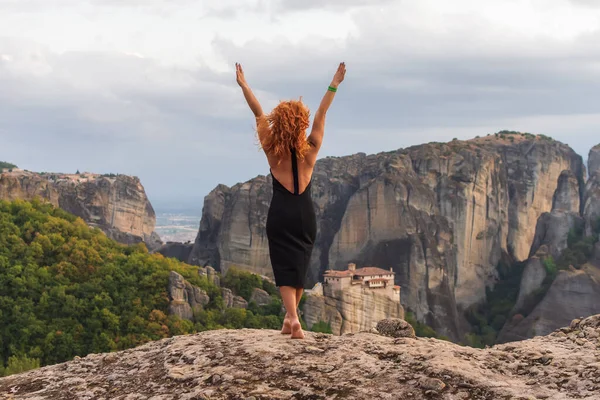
[584,144,600,236]
[167,270,247,322]
[499,145,600,342]
[302,285,404,335]
[189,134,584,337]
[499,263,600,343]
[2,315,599,399]
[0,170,160,249]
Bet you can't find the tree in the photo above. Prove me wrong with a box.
[0,161,17,170]
[311,321,333,334]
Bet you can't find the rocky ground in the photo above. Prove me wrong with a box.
[1,316,600,400]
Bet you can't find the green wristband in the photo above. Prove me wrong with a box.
[328,86,337,92]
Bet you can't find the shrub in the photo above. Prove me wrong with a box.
[0,355,40,377]
[0,161,17,170]
[311,321,333,334]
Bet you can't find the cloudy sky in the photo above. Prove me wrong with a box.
[1,0,600,208]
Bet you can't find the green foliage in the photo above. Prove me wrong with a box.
[0,355,40,377]
[222,266,269,301]
[0,161,17,170]
[464,260,526,347]
[310,321,333,334]
[404,312,443,339]
[556,225,598,271]
[542,256,557,279]
[0,199,284,377]
[101,173,118,178]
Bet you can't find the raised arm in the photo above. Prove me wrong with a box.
[308,62,346,152]
[236,63,263,118]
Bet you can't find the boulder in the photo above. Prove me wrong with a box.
[250,288,271,306]
[376,318,416,339]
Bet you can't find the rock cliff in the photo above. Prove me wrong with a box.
[499,263,600,343]
[2,315,600,399]
[0,170,160,249]
[168,271,210,321]
[584,145,600,236]
[189,134,584,336]
[302,286,404,335]
[500,144,600,342]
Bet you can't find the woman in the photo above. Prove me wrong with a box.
[236,62,346,339]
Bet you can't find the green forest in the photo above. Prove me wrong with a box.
[0,200,285,377]
[0,161,17,170]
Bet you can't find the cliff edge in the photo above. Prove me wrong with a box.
[2,315,599,400]
[0,170,161,249]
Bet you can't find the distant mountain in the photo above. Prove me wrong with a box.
[185,132,600,342]
[0,169,161,250]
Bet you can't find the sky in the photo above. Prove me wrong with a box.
[1,0,600,209]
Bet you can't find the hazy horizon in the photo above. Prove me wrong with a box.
[2,0,600,206]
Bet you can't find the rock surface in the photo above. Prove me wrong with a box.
[249,288,271,306]
[513,253,548,312]
[221,288,248,309]
[155,242,194,261]
[499,263,600,343]
[0,171,160,249]
[189,135,584,336]
[529,211,584,259]
[2,315,600,399]
[376,318,416,338]
[583,145,600,236]
[302,285,406,337]
[167,271,210,321]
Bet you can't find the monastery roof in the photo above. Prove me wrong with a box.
[324,266,394,278]
[393,285,401,289]
[323,270,353,278]
[353,267,394,277]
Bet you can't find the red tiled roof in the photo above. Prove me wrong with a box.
[393,285,401,289]
[368,278,388,283]
[353,267,394,277]
[324,270,353,278]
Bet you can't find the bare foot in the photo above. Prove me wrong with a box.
[290,320,305,339]
[281,317,292,334]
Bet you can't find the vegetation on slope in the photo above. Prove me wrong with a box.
[0,161,17,170]
[465,219,600,348]
[0,200,284,377]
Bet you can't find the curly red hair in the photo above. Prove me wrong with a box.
[257,99,311,162]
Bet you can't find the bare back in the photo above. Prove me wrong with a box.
[266,144,318,195]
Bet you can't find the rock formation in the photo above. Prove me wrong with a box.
[155,242,194,261]
[167,271,210,321]
[2,315,600,399]
[512,249,548,312]
[498,263,600,343]
[249,288,271,306]
[302,285,405,336]
[189,135,584,336]
[0,170,161,249]
[501,144,600,342]
[584,144,600,236]
[221,288,248,309]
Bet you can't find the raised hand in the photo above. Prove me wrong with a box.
[331,62,346,87]
[236,63,247,87]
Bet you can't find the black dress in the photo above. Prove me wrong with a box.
[266,148,317,288]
